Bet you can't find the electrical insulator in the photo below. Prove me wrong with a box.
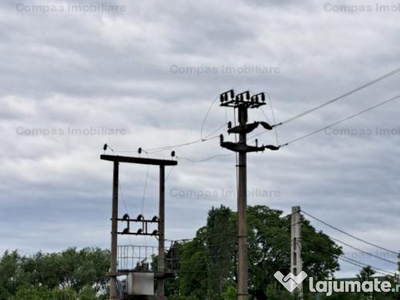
[220,94,226,102]
[264,145,280,151]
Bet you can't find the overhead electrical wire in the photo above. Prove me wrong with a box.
[177,153,233,163]
[301,210,398,255]
[280,94,400,147]
[200,95,220,140]
[336,255,396,277]
[141,165,150,214]
[328,236,398,266]
[338,256,366,270]
[249,93,400,144]
[108,93,226,155]
[248,67,400,142]
[146,95,224,154]
[108,126,224,155]
[268,92,280,145]
[302,238,396,277]
[276,65,400,127]
[165,166,176,181]
[145,120,227,154]
[107,66,400,156]
[337,256,395,277]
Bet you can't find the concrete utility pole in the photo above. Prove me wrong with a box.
[237,104,248,300]
[220,90,280,300]
[101,154,177,300]
[110,161,119,299]
[397,253,400,273]
[291,206,303,299]
[158,165,166,300]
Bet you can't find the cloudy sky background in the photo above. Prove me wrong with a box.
[1,0,400,278]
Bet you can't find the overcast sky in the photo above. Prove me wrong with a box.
[1,0,400,278]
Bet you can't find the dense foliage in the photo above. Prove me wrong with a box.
[1,205,398,299]
[166,205,344,300]
[0,247,109,300]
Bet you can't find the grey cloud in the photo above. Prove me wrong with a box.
[1,0,400,278]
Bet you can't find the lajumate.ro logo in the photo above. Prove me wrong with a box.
[274,271,400,296]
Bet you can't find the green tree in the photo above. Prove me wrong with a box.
[247,206,342,299]
[0,250,26,300]
[177,227,209,299]
[52,287,77,300]
[0,247,110,299]
[78,285,98,300]
[9,284,54,300]
[169,205,343,300]
[206,205,236,300]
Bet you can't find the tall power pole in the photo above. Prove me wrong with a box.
[158,165,166,300]
[220,90,280,300]
[291,206,303,299]
[110,161,119,299]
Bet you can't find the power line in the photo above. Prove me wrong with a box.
[276,65,400,127]
[282,94,400,146]
[141,165,150,214]
[166,229,238,243]
[203,123,228,140]
[146,130,224,154]
[108,132,221,155]
[177,153,233,163]
[145,138,210,154]
[107,112,226,156]
[165,166,176,181]
[336,255,396,277]
[167,236,397,277]
[301,210,398,255]
[302,237,396,277]
[328,236,398,266]
[338,256,395,277]
[200,95,219,140]
[146,94,224,154]
[106,69,400,155]
[268,93,280,145]
[338,256,366,270]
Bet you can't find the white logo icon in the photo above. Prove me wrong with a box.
[274,271,308,292]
